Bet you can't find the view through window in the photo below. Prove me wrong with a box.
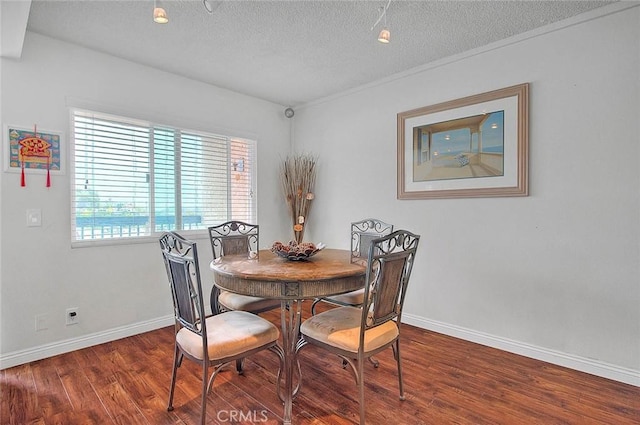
[71,109,256,244]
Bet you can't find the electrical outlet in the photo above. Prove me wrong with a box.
[26,209,42,227]
[66,308,79,325]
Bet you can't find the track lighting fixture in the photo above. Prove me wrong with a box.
[371,0,391,43]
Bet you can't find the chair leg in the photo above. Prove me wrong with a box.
[357,355,366,425]
[235,358,244,374]
[393,340,405,401]
[167,347,182,411]
[310,298,321,315]
[200,363,209,425]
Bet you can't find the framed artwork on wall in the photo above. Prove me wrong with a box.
[3,124,64,187]
[4,124,64,173]
[397,83,529,199]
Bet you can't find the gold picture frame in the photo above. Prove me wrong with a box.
[397,83,529,199]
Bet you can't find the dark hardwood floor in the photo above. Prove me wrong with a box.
[2,302,639,424]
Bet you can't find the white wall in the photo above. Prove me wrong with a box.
[0,33,291,365]
[295,5,640,384]
[1,5,638,387]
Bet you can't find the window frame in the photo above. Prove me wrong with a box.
[69,108,258,248]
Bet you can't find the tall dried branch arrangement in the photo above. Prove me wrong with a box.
[280,154,317,243]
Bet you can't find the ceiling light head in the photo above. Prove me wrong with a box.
[154,7,168,24]
[378,28,390,43]
[284,108,295,118]
[154,1,168,24]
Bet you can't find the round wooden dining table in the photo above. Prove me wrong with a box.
[210,248,366,425]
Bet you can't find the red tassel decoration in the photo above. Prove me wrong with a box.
[46,156,51,187]
[21,162,26,187]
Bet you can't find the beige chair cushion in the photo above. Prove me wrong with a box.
[325,288,365,305]
[219,290,281,312]
[300,306,398,353]
[176,310,279,361]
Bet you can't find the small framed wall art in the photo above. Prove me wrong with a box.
[4,124,63,186]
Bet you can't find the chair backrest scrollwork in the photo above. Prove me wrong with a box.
[208,221,259,259]
[350,218,394,264]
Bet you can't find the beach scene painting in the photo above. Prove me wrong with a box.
[397,83,528,199]
[412,110,504,182]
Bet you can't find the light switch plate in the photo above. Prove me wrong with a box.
[27,209,42,227]
[35,314,49,331]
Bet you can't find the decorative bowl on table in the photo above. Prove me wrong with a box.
[271,241,325,261]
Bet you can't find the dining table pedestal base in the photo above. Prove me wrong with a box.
[278,299,303,425]
[210,249,366,425]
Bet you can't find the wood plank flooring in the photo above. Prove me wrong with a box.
[2,302,639,424]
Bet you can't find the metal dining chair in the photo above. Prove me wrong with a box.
[208,221,281,315]
[310,218,393,315]
[297,229,420,425]
[159,231,282,425]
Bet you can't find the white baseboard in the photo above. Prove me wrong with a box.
[3,313,638,388]
[0,315,174,370]
[403,313,640,387]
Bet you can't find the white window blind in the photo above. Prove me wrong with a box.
[71,109,256,244]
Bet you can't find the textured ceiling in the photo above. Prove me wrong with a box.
[24,0,615,106]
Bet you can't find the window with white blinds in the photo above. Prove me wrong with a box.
[71,109,256,244]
